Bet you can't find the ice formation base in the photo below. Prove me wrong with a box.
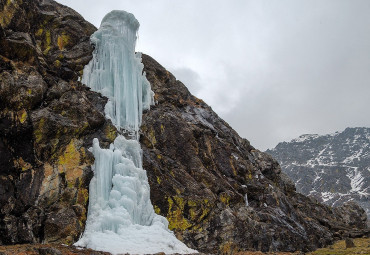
[75,136,196,254]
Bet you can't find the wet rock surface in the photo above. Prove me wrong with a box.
[0,0,368,253]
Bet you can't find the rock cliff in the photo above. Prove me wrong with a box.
[0,0,368,253]
[0,0,116,245]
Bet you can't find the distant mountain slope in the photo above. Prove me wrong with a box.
[267,127,370,218]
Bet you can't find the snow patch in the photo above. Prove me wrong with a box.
[291,134,319,143]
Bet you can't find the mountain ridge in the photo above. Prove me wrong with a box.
[267,127,370,219]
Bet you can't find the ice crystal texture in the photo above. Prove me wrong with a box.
[75,10,196,255]
[82,10,154,136]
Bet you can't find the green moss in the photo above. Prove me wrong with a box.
[156,176,162,184]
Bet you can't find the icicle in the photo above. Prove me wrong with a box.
[82,10,154,137]
[76,10,196,255]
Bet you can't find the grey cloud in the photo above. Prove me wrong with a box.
[57,0,370,150]
[169,67,202,95]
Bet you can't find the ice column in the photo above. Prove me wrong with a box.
[75,10,196,255]
[82,10,154,136]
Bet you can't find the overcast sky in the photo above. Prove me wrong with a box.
[57,0,370,150]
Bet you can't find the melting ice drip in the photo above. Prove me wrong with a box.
[75,10,197,255]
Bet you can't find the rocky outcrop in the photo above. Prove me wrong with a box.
[0,0,116,245]
[0,0,368,253]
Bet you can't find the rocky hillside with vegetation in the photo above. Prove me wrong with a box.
[0,0,368,253]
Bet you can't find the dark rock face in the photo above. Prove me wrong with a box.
[0,0,116,245]
[140,55,369,253]
[0,0,368,253]
[266,128,370,219]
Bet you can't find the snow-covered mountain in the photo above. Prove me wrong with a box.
[267,127,370,218]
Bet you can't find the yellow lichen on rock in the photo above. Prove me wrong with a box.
[54,59,61,68]
[220,192,231,205]
[57,32,70,50]
[13,157,32,171]
[0,0,21,28]
[17,109,27,124]
[187,199,210,223]
[220,241,239,255]
[167,196,192,231]
[149,127,157,145]
[229,157,237,176]
[42,30,52,55]
[154,205,161,215]
[34,117,46,143]
[156,176,162,184]
[104,124,117,142]
[58,139,85,187]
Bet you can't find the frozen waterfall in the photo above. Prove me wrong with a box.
[81,10,154,137]
[75,10,197,255]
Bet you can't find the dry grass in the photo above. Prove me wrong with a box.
[0,238,368,254]
[0,243,110,255]
[307,237,370,255]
